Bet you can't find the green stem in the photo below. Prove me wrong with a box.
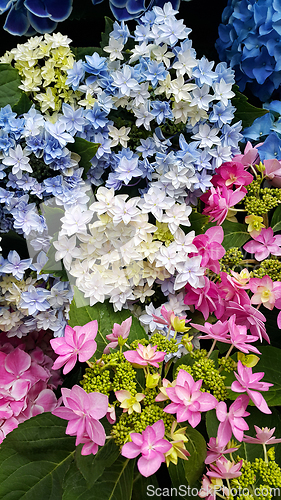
[263,443,268,464]
[207,339,217,358]
[224,344,234,361]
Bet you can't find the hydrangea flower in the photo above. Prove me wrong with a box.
[216,0,281,101]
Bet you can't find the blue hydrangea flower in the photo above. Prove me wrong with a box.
[216,0,281,101]
[1,0,72,35]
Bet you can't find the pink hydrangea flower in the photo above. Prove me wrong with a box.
[104,317,132,354]
[191,319,229,342]
[231,361,273,414]
[216,394,250,447]
[233,141,261,167]
[50,321,98,374]
[52,384,108,455]
[121,420,172,477]
[164,369,218,427]
[249,276,281,310]
[211,161,253,188]
[227,315,261,354]
[221,301,269,343]
[123,344,165,368]
[264,158,281,187]
[206,457,243,480]
[205,436,239,465]
[243,228,281,261]
[201,185,246,225]
[243,425,281,445]
[190,226,225,274]
[184,277,224,320]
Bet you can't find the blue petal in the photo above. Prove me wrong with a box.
[110,0,128,8]
[27,10,56,32]
[0,0,14,14]
[109,3,142,20]
[4,2,30,34]
[91,0,104,5]
[123,0,145,14]
[44,0,72,21]
[24,0,48,17]
[149,0,180,9]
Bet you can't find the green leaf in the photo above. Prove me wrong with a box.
[0,413,75,500]
[0,64,22,109]
[71,47,103,60]
[184,426,206,486]
[271,204,281,232]
[69,288,148,358]
[12,92,32,114]
[132,472,159,500]
[63,455,135,500]
[189,211,209,235]
[251,346,281,406]
[75,439,120,487]
[206,409,219,438]
[232,85,269,128]
[100,17,114,50]
[222,220,250,250]
[68,137,100,178]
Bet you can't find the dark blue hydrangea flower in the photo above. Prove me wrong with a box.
[216,0,281,101]
[92,0,180,21]
[0,0,72,35]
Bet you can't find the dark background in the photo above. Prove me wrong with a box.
[0,0,228,62]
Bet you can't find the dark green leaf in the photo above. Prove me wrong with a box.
[222,220,250,250]
[0,413,75,500]
[71,47,103,60]
[68,137,100,178]
[64,456,135,500]
[206,409,219,438]
[75,439,120,487]
[271,204,281,233]
[251,346,281,406]
[132,471,159,500]
[232,85,269,128]
[0,64,22,109]
[100,17,114,50]
[184,426,206,486]
[69,287,148,358]
[189,211,209,235]
[12,92,32,114]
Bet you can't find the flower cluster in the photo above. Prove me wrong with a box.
[0,249,72,338]
[0,329,61,443]
[216,0,281,102]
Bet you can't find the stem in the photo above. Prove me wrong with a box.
[263,443,268,464]
[166,325,172,339]
[263,213,269,229]
[224,344,234,360]
[207,339,217,358]
[226,478,231,493]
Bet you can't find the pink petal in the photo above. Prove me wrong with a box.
[137,453,163,477]
[122,441,141,459]
[5,348,31,375]
[78,340,97,362]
